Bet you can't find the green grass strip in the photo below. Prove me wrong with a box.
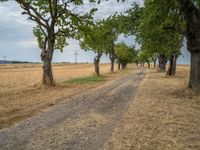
[64,75,106,84]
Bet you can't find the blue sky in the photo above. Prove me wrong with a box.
[0,0,190,64]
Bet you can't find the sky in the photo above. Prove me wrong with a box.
[0,0,190,64]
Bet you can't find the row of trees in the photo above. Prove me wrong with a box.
[79,16,137,75]
[120,1,184,75]
[120,0,200,91]
[2,0,200,91]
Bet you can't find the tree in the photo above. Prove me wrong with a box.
[4,0,96,86]
[115,43,137,69]
[80,15,121,75]
[101,16,119,73]
[143,0,200,87]
[135,0,184,73]
[138,48,152,68]
[80,22,106,76]
[177,0,200,90]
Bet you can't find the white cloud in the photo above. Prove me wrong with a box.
[16,39,38,48]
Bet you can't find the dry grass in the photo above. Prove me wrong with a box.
[103,65,200,150]
[0,63,132,129]
[29,112,111,149]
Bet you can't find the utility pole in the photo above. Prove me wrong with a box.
[74,50,78,64]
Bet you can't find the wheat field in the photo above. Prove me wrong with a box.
[0,63,112,95]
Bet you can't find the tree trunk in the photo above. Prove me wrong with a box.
[121,62,126,70]
[178,0,200,90]
[109,49,115,72]
[159,54,167,71]
[153,60,156,68]
[147,61,150,68]
[151,56,157,68]
[166,54,177,76]
[152,57,157,68]
[118,61,121,70]
[40,36,55,86]
[41,56,54,86]
[110,55,115,72]
[41,50,54,86]
[135,60,139,66]
[188,52,200,89]
[110,58,115,72]
[94,52,103,76]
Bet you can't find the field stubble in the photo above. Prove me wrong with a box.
[103,65,200,150]
[0,63,131,129]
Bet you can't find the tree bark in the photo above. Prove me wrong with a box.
[136,61,139,66]
[94,52,103,76]
[153,60,156,68]
[159,54,167,71]
[178,0,200,90]
[41,35,55,86]
[147,61,150,68]
[152,57,157,68]
[121,62,127,70]
[166,53,177,76]
[189,52,200,89]
[118,61,121,70]
[109,52,115,72]
[110,58,115,72]
[41,50,54,86]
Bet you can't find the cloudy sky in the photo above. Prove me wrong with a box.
[0,0,190,63]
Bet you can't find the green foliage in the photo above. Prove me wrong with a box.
[138,48,152,63]
[80,15,120,55]
[118,2,144,36]
[64,76,106,84]
[14,0,97,52]
[115,43,137,64]
[127,0,185,61]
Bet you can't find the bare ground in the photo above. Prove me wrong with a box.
[0,68,146,149]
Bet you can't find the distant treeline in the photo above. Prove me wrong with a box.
[0,60,41,64]
[0,60,90,64]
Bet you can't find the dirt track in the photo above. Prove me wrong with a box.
[0,68,146,150]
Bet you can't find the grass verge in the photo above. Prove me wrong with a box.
[64,75,106,84]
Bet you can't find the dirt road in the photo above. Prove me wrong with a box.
[0,68,146,150]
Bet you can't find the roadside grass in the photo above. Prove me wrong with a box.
[64,75,107,84]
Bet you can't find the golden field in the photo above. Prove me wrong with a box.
[0,63,112,95]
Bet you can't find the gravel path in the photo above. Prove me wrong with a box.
[0,68,146,150]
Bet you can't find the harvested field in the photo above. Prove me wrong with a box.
[0,63,132,129]
[0,63,111,95]
[103,65,200,150]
